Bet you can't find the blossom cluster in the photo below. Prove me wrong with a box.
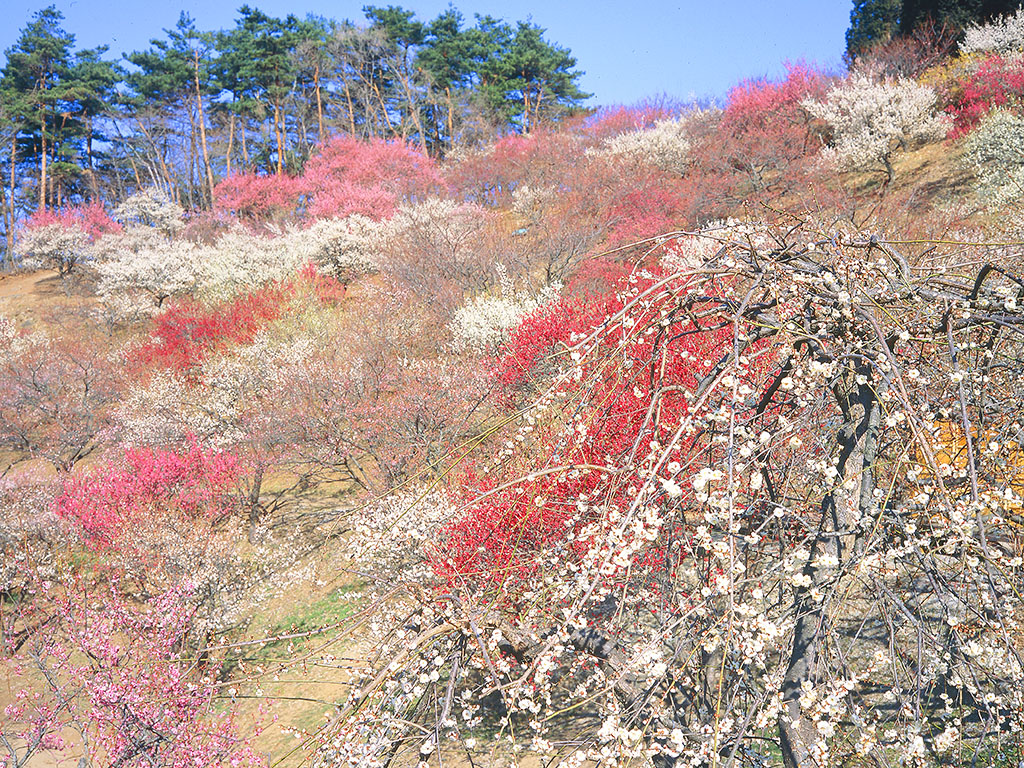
[803,74,949,175]
[961,6,1024,54]
[590,115,694,175]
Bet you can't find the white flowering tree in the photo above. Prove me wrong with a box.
[449,266,561,352]
[308,225,1024,768]
[803,74,949,184]
[961,6,1024,54]
[592,116,695,175]
[963,108,1024,207]
[284,216,381,283]
[96,238,199,313]
[95,216,382,314]
[113,187,185,236]
[16,223,90,276]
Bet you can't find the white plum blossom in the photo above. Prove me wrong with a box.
[16,222,90,275]
[450,280,561,352]
[803,74,949,181]
[963,109,1024,208]
[592,115,695,175]
[961,6,1024,54]
[113,187,185,235]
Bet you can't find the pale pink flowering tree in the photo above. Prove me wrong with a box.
[3,579,259,768]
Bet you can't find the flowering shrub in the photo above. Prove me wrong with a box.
[5,580,257,768]
[213,170,304,223]
[0,318,116,472]
[16,203,121,274]
[583,101,680,140]
[212,137,442,224]
[449,278,561,352]
[57,440,241,548]
[803,74,949,181]
[605,180,688,244]
[722,64,829,132]
[16,222,90,276]
[448,130,585,205]
[379,199,497,310]
[708,64,831,195]
[946,53,1024,136]
[962,108,1024,206]
[96,237,199,313]
[135,286,288,372]
[591,115,694,175]
[25,202,121,241]
[288,216,381,282]
[300,136,444,220]
[435,265,746,597]
[491,289,614,400]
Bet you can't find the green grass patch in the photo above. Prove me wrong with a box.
[275,582,364,634]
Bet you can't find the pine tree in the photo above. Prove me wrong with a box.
[1,5,76,210]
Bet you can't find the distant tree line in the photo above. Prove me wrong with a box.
[846,0,1020,57]
[0,3,589,259]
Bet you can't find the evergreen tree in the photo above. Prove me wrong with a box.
[469,17,589,132]
[846,0,1019,56]
[126,14,218,205]
[1,5,76,209]
[899,0,1018,35]
[233,6,305,175]
[417,8,476,149]
[846,0,902,56]
[66,47,123,198]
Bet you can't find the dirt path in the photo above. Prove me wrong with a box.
[0,269,53,299]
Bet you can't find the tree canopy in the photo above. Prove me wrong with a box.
[0,3,589,261]
[846,0,1019,56]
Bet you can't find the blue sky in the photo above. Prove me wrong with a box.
[1,0,851,106]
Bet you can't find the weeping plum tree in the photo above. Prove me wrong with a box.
[313,224,1024,768]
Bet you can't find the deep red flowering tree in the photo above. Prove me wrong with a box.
[57,439,241,550]
[134,285,289,373]
[946,53,1024,136]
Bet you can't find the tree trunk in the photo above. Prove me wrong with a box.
[39,109,47,210]
[273,101,284,176]
[522,78,530,133]
[446,87,455,148]
[193,49,216,204]
[344,81,357,135]
[314,61,325,144]
[86,117,99,199]
[247,465,265,543]
[241,117,250,168]
[0,152,8,269]
[9,137,17,259]
[187,97,198,208]
[226,112,235,176]
[135,116,174,199]
[778,372,882,768]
